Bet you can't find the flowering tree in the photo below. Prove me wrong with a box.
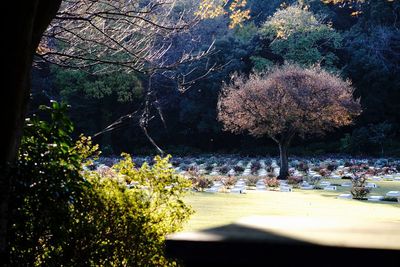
[217,64,361,179]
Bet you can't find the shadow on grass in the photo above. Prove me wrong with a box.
[167,222,398,267]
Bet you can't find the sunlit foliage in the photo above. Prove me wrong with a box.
[195,0,250,28]
[9,102,192,265]
[259,4,342,69]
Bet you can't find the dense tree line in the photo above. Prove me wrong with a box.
[31,0,400,156]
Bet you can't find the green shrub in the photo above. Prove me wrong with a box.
[351,176,370,200]
[9,101,192,266]
[10,101,93,265]
[78,153,193,266]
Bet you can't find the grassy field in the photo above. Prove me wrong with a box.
[182,178,400,231]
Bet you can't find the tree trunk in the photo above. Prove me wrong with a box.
[0,0,62,261]
[278,142,289,180]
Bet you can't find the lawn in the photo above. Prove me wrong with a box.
[182,179,400,231]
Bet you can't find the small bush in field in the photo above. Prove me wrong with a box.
[265,177,280,188]
[318,168,329,177]
[205,164,214,172]
[297,162,309,172]
[246,176,259,186]
[219,165,230,174]
[351,176,370,199]
[221,175,237,188]
[326,164,337,172]
[287,176,303,186]
[187,168,212,191]
[192,176,213,191]
[234,165,244,173]
[251,161,261,174]
[351,186,370,199]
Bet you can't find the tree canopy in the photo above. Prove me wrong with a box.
[218,64,361,141]
[258,5,343,70]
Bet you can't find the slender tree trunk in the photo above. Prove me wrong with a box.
[278,142,289,180]
[0,0,62,261]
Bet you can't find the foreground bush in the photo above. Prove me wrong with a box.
[9,101,192,266]
[75,153,193,266]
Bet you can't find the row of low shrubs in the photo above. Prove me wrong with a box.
[8,102,192,266]
[186,169,384,200]
[187,172,284,191]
